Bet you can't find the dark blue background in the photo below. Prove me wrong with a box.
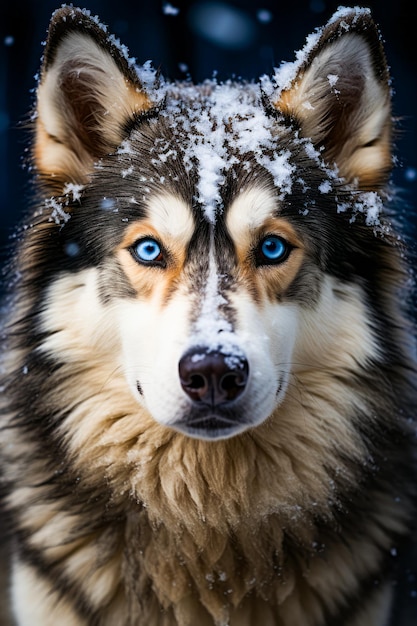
[1,0,416,260]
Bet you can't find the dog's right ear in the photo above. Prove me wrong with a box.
[34,7,157,193]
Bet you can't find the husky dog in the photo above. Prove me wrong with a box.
[1,5,416,626]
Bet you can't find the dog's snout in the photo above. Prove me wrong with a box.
[179,348,249,406]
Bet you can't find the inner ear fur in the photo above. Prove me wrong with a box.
[275,10,392,190]
[34,7,153,192]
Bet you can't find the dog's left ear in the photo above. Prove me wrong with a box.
[273,8,392,190]
[34,7,157,193]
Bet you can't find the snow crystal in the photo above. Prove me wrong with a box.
[121,165,134,178]
[225,354,246,370]
[63,182,84,202]
[108,34,136,67]
[195,146,226,223]
[52,7,107,33]
[327,5,371,27]
[360,192,383,227]
[302,101,315,110]
[336,202,350,215]
[191,352,207,364]
[337,191,384,231]
[259,61,297,98]
[257,151,295,198]
[303,140,322,163]
[135,60,166,104]
[327,74,339,88]
[156,149,178,164]
[46,197,71,225]
[318,180,331,194]
[117,139,134,155]
[190,351,244,370]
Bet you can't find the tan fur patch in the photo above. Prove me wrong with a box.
[117,194,195,302]
[227,188,305,300]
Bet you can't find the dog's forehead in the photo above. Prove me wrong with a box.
[128,82,295,225]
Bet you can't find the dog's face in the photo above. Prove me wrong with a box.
[29,7,392,443]
[103,92,312,441]
[117,188,300,440]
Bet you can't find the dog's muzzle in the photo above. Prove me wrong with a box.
[175,346,250,439]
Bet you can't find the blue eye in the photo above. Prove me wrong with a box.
[257,235,290,265]
[132,237,164,266]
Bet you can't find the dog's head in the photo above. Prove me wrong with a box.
[27,6,395,443]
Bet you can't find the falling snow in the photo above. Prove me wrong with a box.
[162,2,180,16]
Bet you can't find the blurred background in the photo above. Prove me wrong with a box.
[0,0,416,263]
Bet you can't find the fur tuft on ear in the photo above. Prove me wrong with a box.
[34,6,158,192]
[273,7,392,190]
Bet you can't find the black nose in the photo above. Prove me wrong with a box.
[179,348,249,406]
